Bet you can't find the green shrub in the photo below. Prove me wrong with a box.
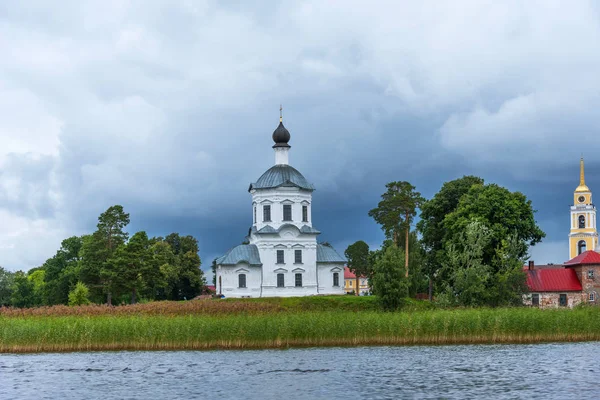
[68,282,91,306]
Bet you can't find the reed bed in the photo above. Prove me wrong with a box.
[0,296,380,317]
[0,300,281,317]
[0,307,599,353]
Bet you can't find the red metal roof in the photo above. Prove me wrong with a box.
[344,267,355,279]
[526,268,582,292]
[344,267,366,279]
[564,250,600,266]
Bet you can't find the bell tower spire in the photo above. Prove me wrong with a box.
[576,156,590,193]
[580,156,586,187]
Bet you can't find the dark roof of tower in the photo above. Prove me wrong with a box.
[272,121,290,148]
[249,164,315,191]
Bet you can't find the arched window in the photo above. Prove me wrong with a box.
[578,240,587,255]
[579,215,586,229]
[238,274,247,288]
[333,272,339,287]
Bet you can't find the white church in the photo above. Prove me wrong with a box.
[215,114,346,297]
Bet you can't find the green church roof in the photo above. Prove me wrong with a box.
[249,165,315,191]
[316,243,346,263]
[216,244,262,266]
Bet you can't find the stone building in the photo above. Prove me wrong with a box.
[563,251,600,303]
[525,251,600,308]
[524,262,583,308]
[214,114,346,298]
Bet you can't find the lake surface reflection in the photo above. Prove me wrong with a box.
[0,343,597,399]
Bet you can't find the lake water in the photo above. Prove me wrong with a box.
[0,343,597,399]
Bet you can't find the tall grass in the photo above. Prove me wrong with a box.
[0,307,599,353]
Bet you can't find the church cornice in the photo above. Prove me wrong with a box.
[569,232,599,237]
[571,204,595,210]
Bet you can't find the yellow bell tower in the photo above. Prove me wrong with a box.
[569,157,598,258]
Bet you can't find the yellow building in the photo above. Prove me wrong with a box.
[344,267,370,295]
[569,158,598,258]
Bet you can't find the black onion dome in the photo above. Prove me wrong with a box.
[272,121,291,148]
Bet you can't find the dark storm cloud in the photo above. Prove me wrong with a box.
[0,154,57,219]
[2,0,600,269]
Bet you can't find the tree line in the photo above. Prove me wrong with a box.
[345,176,545,310]
[0,205,206,307]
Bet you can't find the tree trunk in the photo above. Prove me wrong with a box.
[131,287,137,304]
[428,277,433,302]
[106,291,112,306]
[393,230,398,247]
[405,211,410,278]
[356,276,360,296]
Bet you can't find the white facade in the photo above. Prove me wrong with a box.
[215,120,346,297]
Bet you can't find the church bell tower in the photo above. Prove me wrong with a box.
[569,157,598,258]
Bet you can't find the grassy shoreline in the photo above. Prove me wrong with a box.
[1,306,599,353]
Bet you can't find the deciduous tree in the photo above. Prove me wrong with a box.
[10,271,35,308]
[43,236,82,305]
[417,176,484,298]
[0,267,14,307]
[28,269,46,307]
[345,241,370,296]
[163,233,205,300]
[371,246,408,311]
[443,183,545,266]
[439,216,535,307]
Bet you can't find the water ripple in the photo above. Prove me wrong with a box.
[0,343,597,399]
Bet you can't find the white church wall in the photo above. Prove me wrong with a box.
[317,264,346,295]
[251,187,313,231]
[217,264,262,298]
[254,228,320,297]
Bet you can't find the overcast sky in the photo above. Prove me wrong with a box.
[2,0,600,271]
